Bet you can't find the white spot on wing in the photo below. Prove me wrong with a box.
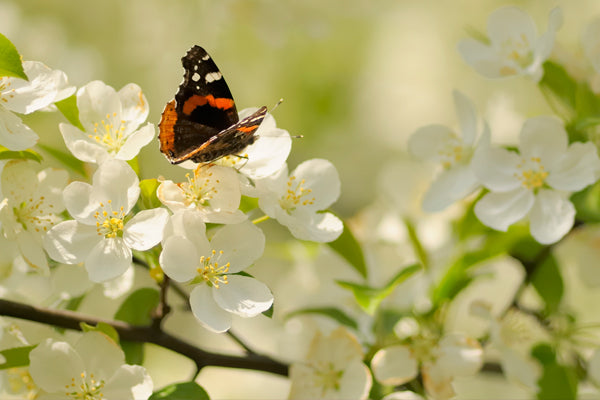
[202,54,210,61]
[205,72,222,83]
[192,72,201,81]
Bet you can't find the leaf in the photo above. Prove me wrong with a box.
[571,181,600,223]
[532,343,578,400]
[0,345,36,370]
[262,304,274,318]
[239,195,259,213]
[337,264,421,314]
[530,255,563,315]
[139,179,162,209]
[327,220,367,279]
[150,381,210,400]
[79,322,120,344]
[114,288,160,325]
[0,146,42,163]
[0,33,27,80]
[284,307,358,330]
[37,143,87,177]
[539,61,577,114]
[54,94,84,130]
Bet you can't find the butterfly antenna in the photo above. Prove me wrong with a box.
[271,98,284,112]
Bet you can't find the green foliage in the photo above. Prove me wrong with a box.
[571,181,600,223]
[55,94,84,130]
[328,220,368,279]
[532,344,578,400]
[37,143,87,177]
[239,195,259,213]
[0,33,27,80]
[285,307,359,330]
[150,382,210,400]
[337,264,421,314]
[0,146,42,162]
[530,255,564,315]
[539,61,577,115]
[0,345,35,369]
[80,322,120,344]
[139,179,162,209]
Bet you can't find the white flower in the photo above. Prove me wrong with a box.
[160,211,272,332]
[59,80,155,164]
[582,18,600,75]
[44,159,169,282]
[157,164,246,224]
[472,116,600,244]
[0,160,68,272]
[458,7,562,81]
[256,159,343,242]
[408,90,489,212]
[0,61,74,150]
[288,327,372,400]
[372,333,483,400]
[29,331,153,400]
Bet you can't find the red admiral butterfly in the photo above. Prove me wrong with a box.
[159,46,267,164]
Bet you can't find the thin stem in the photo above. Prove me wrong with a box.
[252,215,270,224]
[404,217,428,270]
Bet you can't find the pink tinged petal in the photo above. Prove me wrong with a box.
[528,189,574,244]
[163,210,209,249]
[209,221,265,272]
[422,165,479,212]
[457,38,507,78]
[474,188,534,231]
[103,365,153,400]
[59,122,109,164]
[91,159,140,214]
[123,208,169,251]
[519,116,567,164]
[287,211,343,243]
[0,106,38,150]
[547,141,600,191]
[115,123,156,160]
[434,334,483,377]
[77,81,121,132]
[453,90,478,146]
[292,159,340,211]
[159,236,199,282]
[487,7,537,47]
[118,83,149,132]
[213,275,273,317]
[85,237,132,282]
[190,284,232,332]
[63,181,96,224]
[408,124,457,163]
[371,345,418,386]
[29,339,85,392]
[3,61,63,114]
[75,331,124,379]
[471,146,521,191]
[44,220,100,264]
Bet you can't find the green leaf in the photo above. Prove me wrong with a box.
[0,345,35,369]
[327,220,367,279]
[150,381,210,400]
[139,179,162,209]
[37,143,87,177]
[539,61,577,114]
[0,33,27,80]
[121,341,145,365]
[0,146,42,162]
[79,322,120,344]
[55,94,84,130]
[239,195,259,213]
[114,288,160,325]
[530,255,563,315]
[262,304,274,318]
[532,343,578,400]
[571,181,600,223]
[285,307,359,330]
[337,264,420,314]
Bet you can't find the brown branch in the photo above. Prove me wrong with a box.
[0,298,288,376]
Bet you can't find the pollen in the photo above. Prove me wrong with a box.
[515,156,548,190]
[88,112,127,153]
[64,370,106,399]
[94,201,126,238]
[180,166,217,207]
[196,249,230,288]
[279,176,315,212]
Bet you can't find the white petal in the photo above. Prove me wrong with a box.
[1,160,37,204]
[17,231,48,273]
[499,347,541,390]
[209,221,265,272]
[190,284,232,332]
[292,159,341,211]
[36,167,69,210]
[102,265,135,299]
[474,188,534,231]
[77,81,121,132]
[118,83,149,133]
[63,181,96,224]
[529,189,574,244]
[457,38,507,79]
[123,208,169,251]
[59,122,108,164]
[422,165,479,212]
[487,7,536,48]
[85,237,132,282]
[472,146,521,191]
[547,141,600,191]
[0,106,38,150]
[453,90,478,146]
[382,391,425,400]
[103,365,153,400]
[91,159,140,214]
[582,17,600,73]
[371,345,418,386]
[162,209,209,248]
[435,334,483,376]
[408,124,456,163]
[2,61,62,114]
[588,349,600,387]
[212,275,273,317]
[75,331,124,379]
[336,360,372,400]
[519,116,567,165]
[44,220,100,264]
[51,264,94,299]
[286,210,343,242]
[29,339,84,392]
[115,123,155,160]
[159,235,199,282]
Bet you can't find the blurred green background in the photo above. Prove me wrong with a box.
[4,0,600,218]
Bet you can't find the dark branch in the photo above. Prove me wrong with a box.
[0,298,288,376]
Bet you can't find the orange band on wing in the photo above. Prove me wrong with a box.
[182,94,234,115]
[236,125,259,133]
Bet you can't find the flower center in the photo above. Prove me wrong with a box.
[89,112,127,153]
[0,79,15,104]
[279,176,315,212]
[65,372,105,400]
[6,367,37,399]
[94,200,125,238]
[499,34,533,75]
[515,156,548,190]
[12,195,57,234]
[313,361,344,396]
[180,167,217,207]
[196,249,230,288]
[438,134,468,168]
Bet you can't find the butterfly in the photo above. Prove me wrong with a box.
[158,45,267,164]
